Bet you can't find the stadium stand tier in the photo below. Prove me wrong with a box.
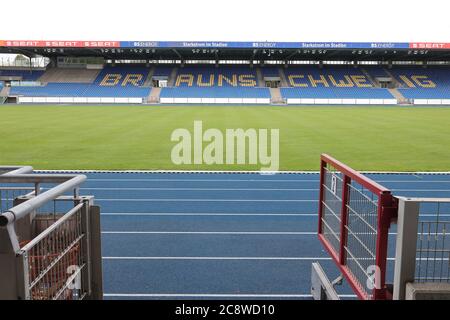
[0,69,44,81]
[389,66,450,99]
[160,66,271,99]
[281,66,394,99]
[38,68,100,83]
[9,66,151,98]
[4,65,450,104]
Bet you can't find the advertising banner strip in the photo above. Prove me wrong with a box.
[1,40,449,50]
[1,40,120,48]
[409,42,450,49]
[119,41,411,49]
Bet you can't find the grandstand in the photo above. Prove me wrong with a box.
[1,40,450,105]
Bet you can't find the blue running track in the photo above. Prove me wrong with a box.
[45,172,450,299]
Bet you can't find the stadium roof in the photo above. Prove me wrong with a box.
[1,40,450,61]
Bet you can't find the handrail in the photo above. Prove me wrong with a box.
[1,166,34,175]
[0,174,86,226]
[321,154,390,195]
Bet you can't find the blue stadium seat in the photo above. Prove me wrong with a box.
[10,83,89,97]
[9,66,151,98]
[160,87,270,98]
[281,66,394,99]
[364,66,390,78]
[261,67,281,78]
[390,66,450,99]
[0,69,44,81]
[161,65,270,98]
[153,66,173,77]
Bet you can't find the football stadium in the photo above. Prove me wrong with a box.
[1,1,450,308]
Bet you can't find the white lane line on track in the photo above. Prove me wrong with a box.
[101,213,317,216]
[88,178,318,182]
[102,231,316,235]
[100,212,450,217]
[95,199,316,202]
[103,293,357,298]
[101,212,317,217]
[102,256,446,261]
[48,187,450,192]
[103,256,331,260]
[101,231,445,236]
[84,179,450,183]
[76,187,317,191]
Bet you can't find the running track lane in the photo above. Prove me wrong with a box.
[37,171,450,300]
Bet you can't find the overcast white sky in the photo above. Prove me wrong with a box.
[1,0,449,42]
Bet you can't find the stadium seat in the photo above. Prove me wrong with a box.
[260,67,281,78]
[281,66,394,99]
[390,66,450,99]
[161,65,271,99]
[9,66,151,98]
[0,69,45,81]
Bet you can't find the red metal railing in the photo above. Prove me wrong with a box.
[318,154,397,300]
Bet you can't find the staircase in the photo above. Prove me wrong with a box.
[0,86,10,97]
[361,68,378,87]
[147,87,162,104]
[256,68,265,87]
[38,68,100,83]
[278,68,289,87]
[143,67,155,87]
[388,88,409,104]
[269,87,286,105]
[168,67,178,87]
[383,68,403,88]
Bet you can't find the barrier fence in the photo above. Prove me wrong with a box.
[317,154,398,300]
[393,197,450,299]
[0,166,102,300]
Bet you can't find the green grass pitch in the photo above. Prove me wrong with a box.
[0,105,449,171]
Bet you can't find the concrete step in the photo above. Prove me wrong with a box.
[269,87,286,104]
[360,68,378,87]
[0,86,10,97]
[388,88,408,104]
[148,87,162,103]
[278,68,289,87]
[383,68,403,88]
[38,68,100,83]
[168,67,178,87]
[143,67,155,87]
[256,67,265,87]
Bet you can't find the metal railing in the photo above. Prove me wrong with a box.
[318,154,398,300]
[0,166,102,300]
[393,197,450,299]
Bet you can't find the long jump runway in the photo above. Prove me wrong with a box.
[54,171,450,300]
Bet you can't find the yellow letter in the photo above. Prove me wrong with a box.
[176,74,194,87]
[350,75,372,88]
[398,75,416,88]
[218,74,237,87]
[288,75,308,87]
[100,74,121,86]
[121,74,143,86]
[308,75,329,87]
[411,75,436,88]
[328,75,354,87]
[197,74,214,87]
[239,75,257,87]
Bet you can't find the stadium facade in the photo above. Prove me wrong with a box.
[1,40,450,105]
